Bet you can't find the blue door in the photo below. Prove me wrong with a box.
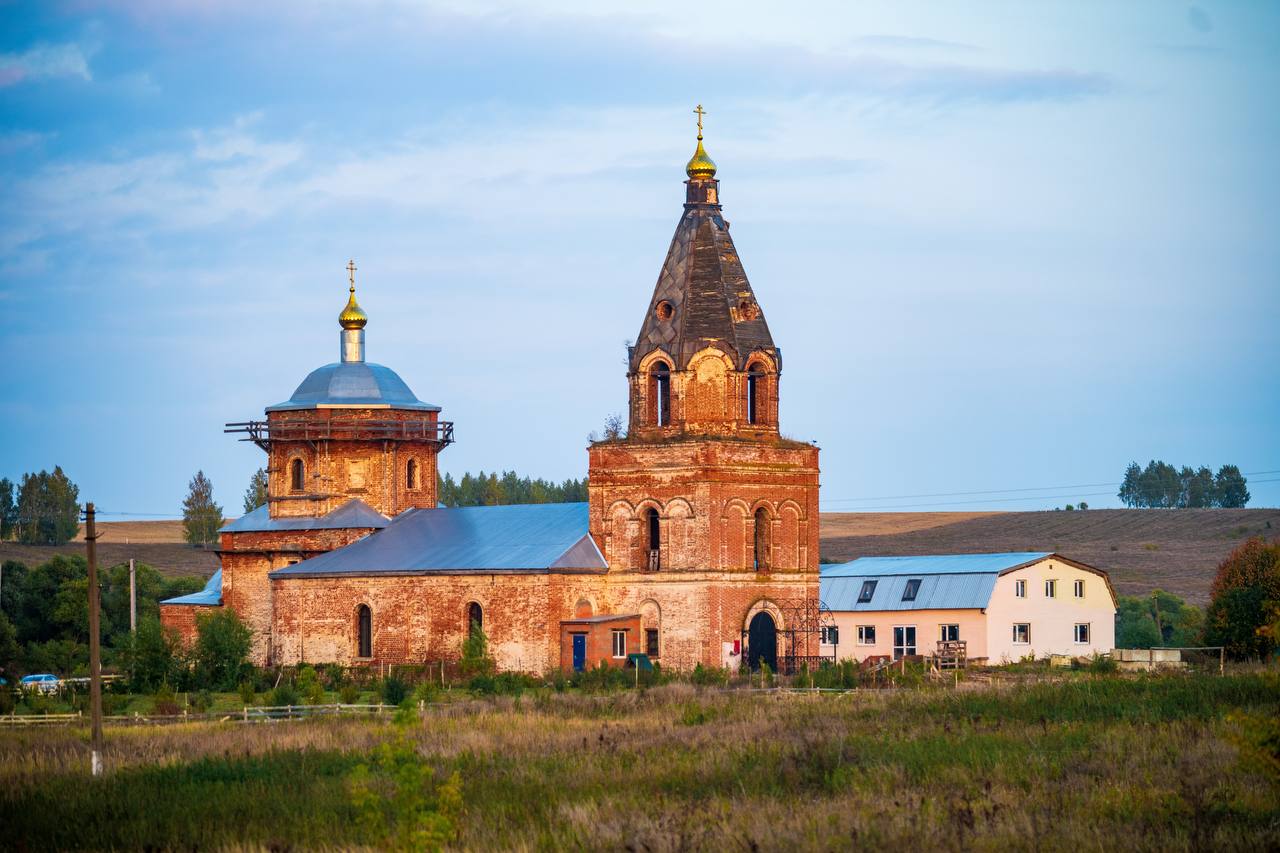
[572,634,587,672]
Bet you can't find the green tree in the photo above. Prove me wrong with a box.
[119,616,178,692]
[0,613,21,680]
[1214,465,1250,508]
[1181,466,1216,508]
[193,607,252,690]
[1204,537,1280,658]
[0,478,16,541]
[1118,462,1142,508]
[1115,596,1162,648]
[242,467,269,514]
[182,470,223,548]
[16,467,80,545]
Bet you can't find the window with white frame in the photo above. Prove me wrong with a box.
[1044,579,1057,598]
[892,625,916,659]
[1015,579,1026,598]
[1074,623,1090,644]
[857,625,876,646]
[820,625,839,646]
[611,629,627,658]
[1074,579,1085,598]
[1012,623,1030,644]
[939,624,960,643]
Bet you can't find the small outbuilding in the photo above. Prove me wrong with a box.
[820,552,1116,664]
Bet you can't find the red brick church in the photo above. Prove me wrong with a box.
[161,115,821,673]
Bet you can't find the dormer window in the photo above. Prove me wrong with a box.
[290,458,305,492]
[857,580,877,603]
[651,362,672,426]
[902,579,922,602]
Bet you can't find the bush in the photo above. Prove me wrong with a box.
[151,684,180,716]
[1086,653,1118,674]
[296,666,325,705]
[189,690,214,712]
[459,627,496,679]
[380,676,408,706]
[545,668,569,692]
[688,663,730,687]
[0,687,15,715]
[238,681,257,706]
[413,682,441,704]
[271,683,301,707]
[573,662,631,692]
[339,684,361,705]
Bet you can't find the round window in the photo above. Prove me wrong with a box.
[655,301,675,321]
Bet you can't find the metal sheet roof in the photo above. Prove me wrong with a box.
[821,552,1051,578]
[161,569,222,607]
[820,552,1053,612]
[222,499,389,534]
[266,362,440,412]
[268,502,606,578]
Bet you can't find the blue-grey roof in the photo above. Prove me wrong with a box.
[221,499,389,534]
[269,502,606,578]
[820,552,1052,612]
[266,362,440,412]
[161,569,222,606]
[821,552,1051,578]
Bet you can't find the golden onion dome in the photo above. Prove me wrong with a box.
[339,285,368,330]
[685,136,717,179]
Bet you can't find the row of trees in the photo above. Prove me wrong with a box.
[0,468,81,545]
[437,471,587,507]
[1118,461,1249,508]
[0,555,205,680]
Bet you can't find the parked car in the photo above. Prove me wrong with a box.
[19,674,61,694]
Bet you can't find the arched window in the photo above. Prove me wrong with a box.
[406,459,418,490]
[357,604,372,658]
[290,458,305,492]
[753,507,770,571]
[747,362,765,425]
[467,602,483,639]
[651,362,671,427]
[646,507,661,571]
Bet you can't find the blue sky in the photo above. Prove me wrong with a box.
[2,0,1277,518]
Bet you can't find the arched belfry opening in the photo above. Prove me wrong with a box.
[747,362,765,425]
[651,362,671,427]
[753,507,770,571]
[747,611,777,671]
[357,604,372,658]
[646,507,661,571]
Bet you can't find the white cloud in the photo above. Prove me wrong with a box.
[0,42,93,87]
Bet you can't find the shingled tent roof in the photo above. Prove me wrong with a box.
[631,169,777,372]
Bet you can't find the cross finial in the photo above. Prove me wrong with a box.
[346,259,357,293]
[693,104,706,139]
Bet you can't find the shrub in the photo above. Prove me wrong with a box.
[339,684,361,705]
[0,687,14,715]
[414,682,441,704]
[271,683,301,707]
[189,690,214,712]
[321,663,347,688]
[381,676,408,706]
[150,684,180,716]
[545,668,569,692]
[238,681,257,706]
[1087,653,1118,674]
[688,663,729,687]
[679,702,714,726]
[296,666,325,705]
[459,626,496,679]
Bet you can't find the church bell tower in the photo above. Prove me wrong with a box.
[587,108,820,670]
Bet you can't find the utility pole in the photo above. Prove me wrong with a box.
[84,503,104,776]
[129,557,136,633]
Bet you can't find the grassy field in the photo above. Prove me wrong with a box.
[3,672,1277,851]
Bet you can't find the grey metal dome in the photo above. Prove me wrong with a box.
[266,361,440,412]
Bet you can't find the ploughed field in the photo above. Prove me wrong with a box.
[820,508,1280,606]
[0,520,218,579]
[2,673,1277,850]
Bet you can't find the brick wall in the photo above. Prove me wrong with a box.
[158,603,217,646]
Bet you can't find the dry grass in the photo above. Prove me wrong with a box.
[0,520,220,579]
[2,674,1277,850]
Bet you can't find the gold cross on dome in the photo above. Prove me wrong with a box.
[346,259,357,292]
[694,104,706,138]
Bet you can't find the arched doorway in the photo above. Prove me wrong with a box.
[748,611,777,672]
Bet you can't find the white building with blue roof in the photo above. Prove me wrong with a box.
[820,552,1116,663]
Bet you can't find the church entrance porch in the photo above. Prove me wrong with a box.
[747,611,777,672]
[559,613,641,672]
